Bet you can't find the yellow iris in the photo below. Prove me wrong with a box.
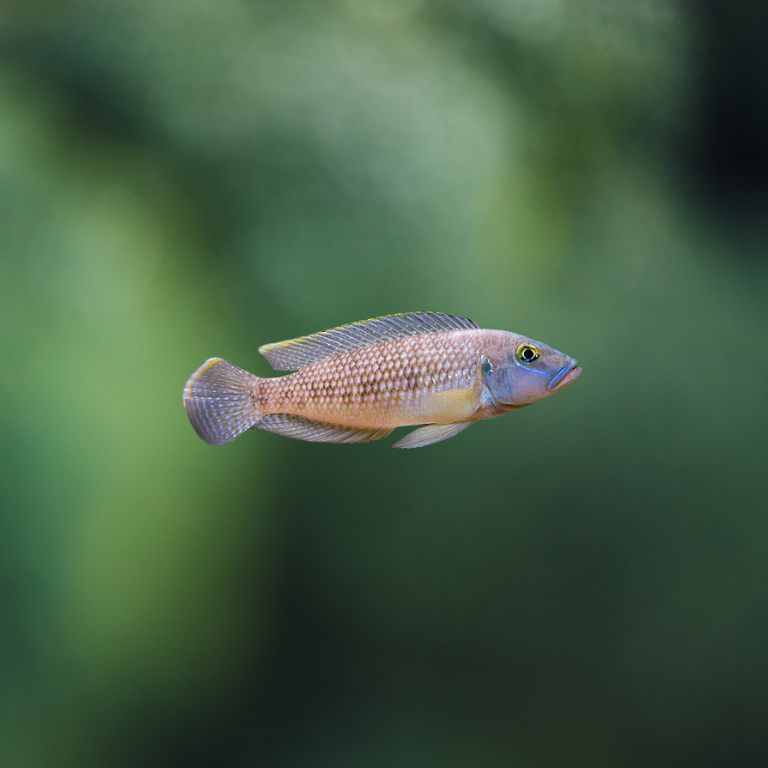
[517,344,539,364]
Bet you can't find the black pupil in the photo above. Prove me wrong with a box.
[522,348,536,361]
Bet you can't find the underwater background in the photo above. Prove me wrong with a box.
[1,2,767,766]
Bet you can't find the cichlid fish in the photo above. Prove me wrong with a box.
[183,312,580,449]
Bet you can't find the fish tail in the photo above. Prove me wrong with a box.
[183,358,261,445]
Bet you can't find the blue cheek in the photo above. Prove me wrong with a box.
[516,362,552,381]
[514,364,559,400]
[486,362,556,404]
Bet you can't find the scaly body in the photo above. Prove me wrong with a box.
[184,313,580,449]
[258,330,494,428]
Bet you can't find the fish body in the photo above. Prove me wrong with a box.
[183,313,580,449]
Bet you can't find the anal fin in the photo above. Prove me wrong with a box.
[391,422,470,449]
[257,414,392,444]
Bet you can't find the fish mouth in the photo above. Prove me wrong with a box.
[548,361,582,392]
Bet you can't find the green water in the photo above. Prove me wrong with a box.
[1,2,767,766]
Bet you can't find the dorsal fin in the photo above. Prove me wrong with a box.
[258,312,479,371]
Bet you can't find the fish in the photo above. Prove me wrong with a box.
[183,312,581,449]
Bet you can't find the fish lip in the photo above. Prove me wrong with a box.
[548,361,581,392]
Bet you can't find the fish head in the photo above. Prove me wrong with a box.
[480,333,581,407]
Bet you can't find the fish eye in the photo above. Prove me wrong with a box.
[517,344,540,364]
[481,358,494,376]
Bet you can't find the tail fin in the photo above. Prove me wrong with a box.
[183,358,261,445]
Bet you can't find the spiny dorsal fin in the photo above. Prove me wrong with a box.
[256,414,392,444]
[259,312,479,371]
[390,422,470,449]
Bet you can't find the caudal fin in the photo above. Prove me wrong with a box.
[183,358,260,445]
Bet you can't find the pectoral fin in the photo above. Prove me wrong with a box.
[422,387,479,423]
[257,413,392,444]
[391,423,470,449]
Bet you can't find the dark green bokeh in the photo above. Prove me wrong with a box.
[1,2,767,766]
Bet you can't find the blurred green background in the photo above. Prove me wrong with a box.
[1,1,767,766]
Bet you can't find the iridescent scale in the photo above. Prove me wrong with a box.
[257,330,489,428]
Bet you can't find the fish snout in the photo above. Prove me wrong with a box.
[547,360,581,392]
